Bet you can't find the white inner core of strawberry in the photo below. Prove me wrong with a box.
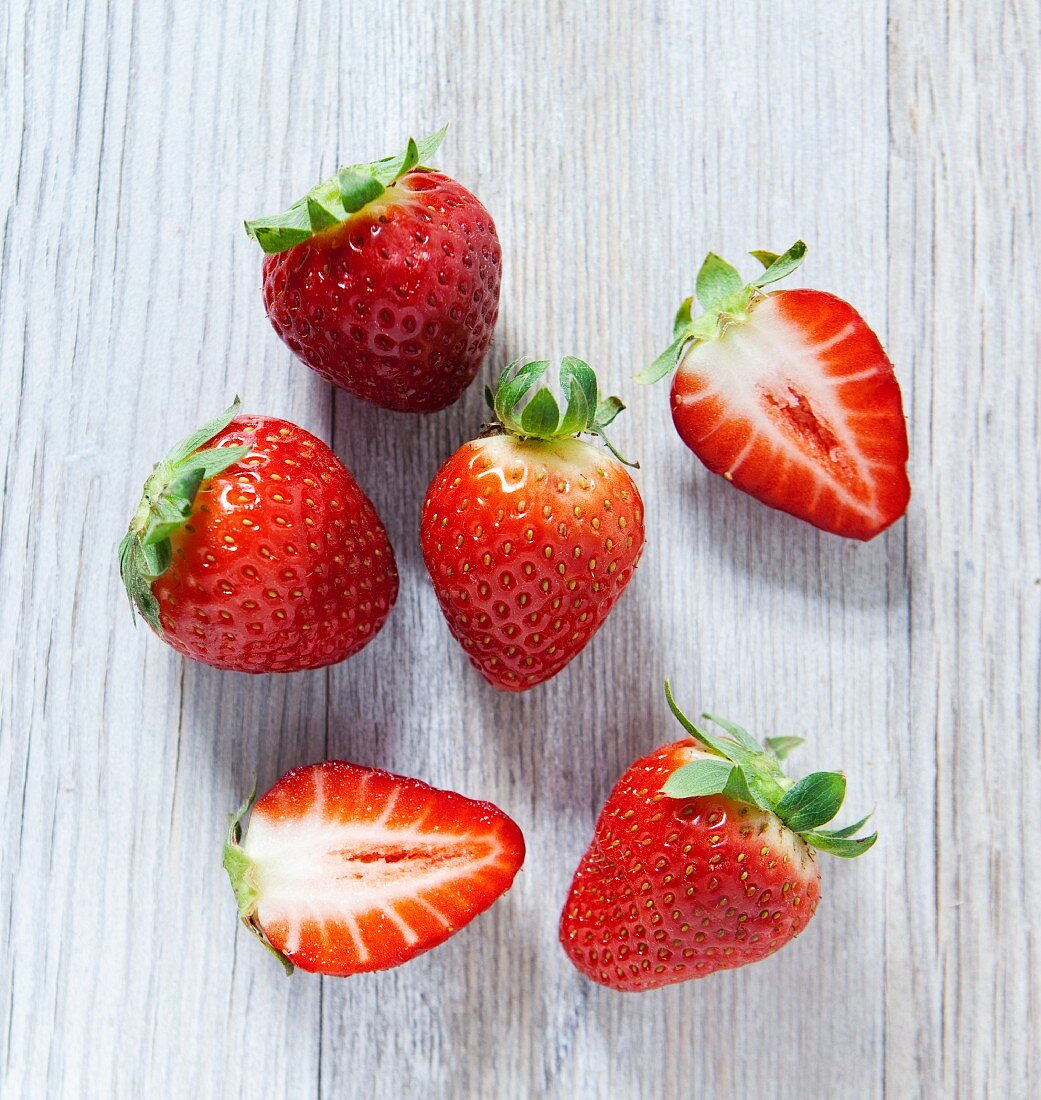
[677,297,878,511]
[243,806,496,960]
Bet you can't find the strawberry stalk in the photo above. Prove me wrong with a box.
[118,401,250,630]
[485,357,638,467]
[222,780,295,976]
[636,240,808,385]
[244,127,449,254]
[661,681,876,857]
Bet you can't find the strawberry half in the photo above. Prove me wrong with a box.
[638,242,910,539]
[421,358,645,691]
[222,761,525,976]
[119,402,397,672]
[246,128,502,413]
[559,682,876,991]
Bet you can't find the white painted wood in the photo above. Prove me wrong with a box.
[1,1,1037,1097]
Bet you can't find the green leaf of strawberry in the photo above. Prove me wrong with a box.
[775,771,846,832]
[696,253,744,311]
[800,830,878,858]
[660,680,876,858]
[749,239,807,287]
[119,400,249,630]
[490,357,638,468]
[661,758,734,798]
[749,249,780,268]
[764,735,805,762]
[245,128,448,254]
[338,167,386,213]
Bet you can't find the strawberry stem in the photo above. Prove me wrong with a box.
[486,357,639,468]
[635,240,808,386]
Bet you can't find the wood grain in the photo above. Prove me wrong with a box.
[1,1,1036,1097]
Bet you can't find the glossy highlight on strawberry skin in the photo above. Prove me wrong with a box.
[152,416,398,672]
[262,171,502,413]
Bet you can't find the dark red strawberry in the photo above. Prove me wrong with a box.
[222,760,525,976]
[119,402,397,672]
[420,358,645,691]
[246,128,501,413]
[560,683,875,991]
[638,242,910,539]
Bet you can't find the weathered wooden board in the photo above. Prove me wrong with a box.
[1,1,1037,1097]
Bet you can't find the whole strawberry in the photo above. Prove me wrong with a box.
[421,358,645,691]
[560,683,875,991]
[119,402,397,673]
[223,760,525,976]
[639,242,910,540]
[246,128,501,413]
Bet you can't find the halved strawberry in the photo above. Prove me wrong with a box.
[638,242,910,540]
[223,761,525,976]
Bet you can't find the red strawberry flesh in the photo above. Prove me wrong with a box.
[671,288,909,540]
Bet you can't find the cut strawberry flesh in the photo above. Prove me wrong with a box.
[241,761,524,975]
[671,288,909,539]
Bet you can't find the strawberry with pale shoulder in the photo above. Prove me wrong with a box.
[559,683,875,991]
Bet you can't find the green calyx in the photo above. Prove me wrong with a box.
[484,357,638,468]
[635,240,808,386]
[244,126,449,254]
[222,779,294,977]
[659,680,876,858]
[118,401,250,631]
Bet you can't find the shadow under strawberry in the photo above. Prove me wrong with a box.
[673,462,908,611]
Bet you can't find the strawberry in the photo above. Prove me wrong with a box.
[638,242,910,540]
[559,683,876,991]
[420,358,645,691]
[119,401,397,673]
[222,760,525,976]
[246,128,502,413]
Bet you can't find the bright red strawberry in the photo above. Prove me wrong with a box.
[222,760,525,976]
[560,683,875,991]
[639,242,910,539]
[420,358,645,691]
[246,128,501,413]
[119,402,397,673]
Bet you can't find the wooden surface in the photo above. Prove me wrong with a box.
[1,1,1038,1097]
